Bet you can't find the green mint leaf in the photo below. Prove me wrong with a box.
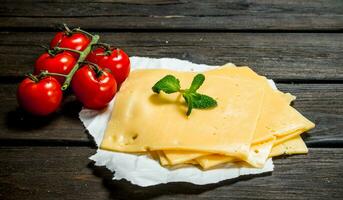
[183,92,217,115]
[191,93,217,109]
[152,75,180,94]
[189,73,205,92]
[152,73,217,116]
[183,93,193,116]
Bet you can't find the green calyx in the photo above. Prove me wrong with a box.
[82,61,103,78]
[93,42,114,56]
[152,73,218,116]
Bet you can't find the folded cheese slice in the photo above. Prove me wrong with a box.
[269,135,308,157]
[162,66,273,165]
[195,134,307,169]
[160,150,208,166]
[163,104,313,168]
[162,66,314,167]
[101,69,266,160]
[205,66,313,144]
[163,137,275,168]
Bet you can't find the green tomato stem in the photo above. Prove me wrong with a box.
[63,23,72,36]
[72,28,95,38]
[61,34,100,91]
[26,73,39,83]
[40,71,68,78]
[53,47,83,55]
[93,42,113,55]
[94,42,111,50]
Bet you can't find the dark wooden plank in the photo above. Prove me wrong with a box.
[1,0,343,30]
[0,83,88,142]
[280,84,343,145]
[0,32,342,81]
[0,147,342,200]
[0,83,342,145]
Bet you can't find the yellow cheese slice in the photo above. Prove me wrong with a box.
[101,66,314,170]
[155,150,199,166]
[101,69,266,160]
[196,134,308,169]
[162,66,308,166]
[274,129,306,146]
[162,66,314,168]
[163,138,275,168]
[172,98,313,169]
[162,67,273,165]
[161,150,209,165]
[196,154,236,169]
[156,151,169,166]
[194,102,314,169]
[194,138,274,169]
[206,66,314,142]
[269,135,308,157]
[159,134,308,168]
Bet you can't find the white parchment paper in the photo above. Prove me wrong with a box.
[79,57,274,187]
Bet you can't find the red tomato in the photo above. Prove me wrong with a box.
[88,48,130,86]
[17,76,63,116]
[50,32,90,52]
[71,65,117,110]
[85,46,107,64]
[34,51,77,84]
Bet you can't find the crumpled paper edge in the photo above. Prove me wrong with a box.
[80,56,274,187]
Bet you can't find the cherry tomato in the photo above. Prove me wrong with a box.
[71,65,117,110]
[87,48,130,86]
[17,76,63,116]
[50,32,90,52]
[34,51,77,84]
[85,46,107,64]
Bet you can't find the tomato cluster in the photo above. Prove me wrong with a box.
[17,25,130,116]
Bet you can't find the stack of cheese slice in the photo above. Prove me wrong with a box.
[101,64,315,170]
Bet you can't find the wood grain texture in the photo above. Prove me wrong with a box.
[0,87,87,142]
[0,32,342,81]
[1,0,343,31]
[0,83,342,145]
[1,1,342,199]
[0,147,342,200]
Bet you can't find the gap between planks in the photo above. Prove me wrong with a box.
[1,77,343,85]
[0,119,340,147]
[0,147,342,200]
[1,28,343,33]
[1,138,343,148]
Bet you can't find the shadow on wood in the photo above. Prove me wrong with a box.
[6,94,81,128]
[6,107,58,131]
[88,162,272,200]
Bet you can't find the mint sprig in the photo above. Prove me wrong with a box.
[152,75,180,94]
[152,74,217,116]
[189,73,205,92]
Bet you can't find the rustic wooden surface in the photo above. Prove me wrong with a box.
[1,147,342,200]
[1,32,343,81]
[0,0,342,199]
[1,0,343,31]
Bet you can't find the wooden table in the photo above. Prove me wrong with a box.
[1,1,343,199]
